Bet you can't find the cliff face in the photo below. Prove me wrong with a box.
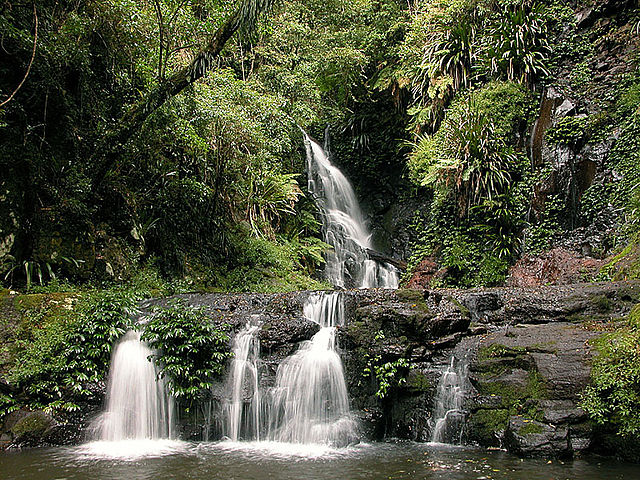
[3,282,639,457]
[153,282,639,458]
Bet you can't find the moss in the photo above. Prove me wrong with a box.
[589,294,613,313]
[407,369,431,391]
[13,294,49,313]
[469,408,510,440]
[600,242,640,281]
[396,289,425,303]
[447,296,470,319]
[11,412,52,437]
[476,359,547,426]
[629,304,640,328]
[396,289,431,315]
[478,343,528,361]
[519,421,544,435]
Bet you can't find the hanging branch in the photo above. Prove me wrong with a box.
[0,4,38,108]
[90,0,275,190]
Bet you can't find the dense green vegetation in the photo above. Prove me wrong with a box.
[582,305,640,450]
[1,289,139,416]
[1,0,639,291]
[1,0,640,450]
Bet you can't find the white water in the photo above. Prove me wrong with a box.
[224,318,262,441]
[222,293,358,447]
[267,292,357,446]
[85,331,179,458]
[431,357,467,444]
[305,135,398,289]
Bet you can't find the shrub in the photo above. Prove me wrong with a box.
[142,301,232,408]
[8,290,139,411]
[484,3,550,85]
[409,99,516,216]
[581,308,640,438]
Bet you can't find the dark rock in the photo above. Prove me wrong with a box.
[469,326,488,337]
[463,292,503,322]
[259,316,320,356]
[505,416,570,458]
[9,411,56,448]
[542,405,588,425]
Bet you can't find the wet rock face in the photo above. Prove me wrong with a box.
[1,409,91,449]
[452,281,640,325]
[504,416,571,458]
[143,283,640,453]
[6,282,637,457]
[466,322,600,457]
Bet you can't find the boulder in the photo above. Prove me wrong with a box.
[505,416,571,458]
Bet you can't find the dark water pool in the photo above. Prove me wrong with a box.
[1,440,638,480]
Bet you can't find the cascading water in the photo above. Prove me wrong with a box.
[220,134,397,448]
[305,134,398,289]
[221,293,358,447]
[430,356,468,444]
[93,331,175,442]
[266,292,357,446]
[224,319,262,442]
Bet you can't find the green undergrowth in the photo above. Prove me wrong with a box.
[581,304,640,440]
[1,289,139,416]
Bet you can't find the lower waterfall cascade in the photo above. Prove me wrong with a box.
[92,331,175,442]
[430,356,469,444]
[222,291,358,446]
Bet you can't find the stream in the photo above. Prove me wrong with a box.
[1,441,637,480]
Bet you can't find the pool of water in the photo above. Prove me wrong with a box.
[1,440,638,480]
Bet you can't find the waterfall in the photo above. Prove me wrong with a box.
[430,356,468,444]
[224,319,263,441]
[267,292,357,446]
[305,134,398,289]
[222,292,357,447]
[94,331,174,441]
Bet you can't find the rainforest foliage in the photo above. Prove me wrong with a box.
[1,0,639,291]
[1,0,640,443]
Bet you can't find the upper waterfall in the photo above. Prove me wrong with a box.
[304,134,398,289]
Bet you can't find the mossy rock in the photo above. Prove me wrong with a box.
[406,369,431,392]
[396,289,431,315]
[628,303,640,327]
[446,296,471,319]
[467,408,510,446]
[519,421,544,435]
[589,294,613,313]
[11,411,54,439]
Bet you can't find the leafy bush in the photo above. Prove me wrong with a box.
[430,19,477,90]
[362,331,409,399]
[8,290,139,411]
[142,301,232,407]
[409,99,516,215]
[484,3,550,85]
[581,306,640,438]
